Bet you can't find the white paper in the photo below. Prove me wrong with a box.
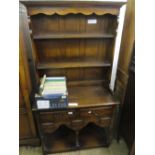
[68,103,78,107]
[61,95,66,99]
[37,100,50,109]
[88,19,97,24]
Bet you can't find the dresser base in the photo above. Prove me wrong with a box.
[33,84,119,155]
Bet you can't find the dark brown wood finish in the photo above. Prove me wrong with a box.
[19,3,40,146]
[114,0,135,154]
[20,0,126,7]
[33,33,115,40]
[115,0,135,100]
[20,4,39,93]
[37,58,111,69]
[34,39,114,61]
[30,12,116,84]
[119,49,135,153]
[36,104,116,153]
[30,14,117,35]
[20,0,127,153]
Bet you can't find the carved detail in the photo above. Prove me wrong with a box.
[41,119,110,134]
[28,7,119,16]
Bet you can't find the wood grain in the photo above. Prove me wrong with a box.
[28,7,119,16]
[33,33,115,40]
[118,0,135,74]
[33,85,119,111]
[37,58,111,69]
[114,1,135,154]
[34,39,114,62]
[68,85,119,107]
[38,68,110,82]
[19,3,37,145]
[31,14,117,36]
[20,0,127,7]
[19,0,126,152]
[19,113,33,139]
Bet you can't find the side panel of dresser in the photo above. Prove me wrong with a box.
[114,0,135,142]
[19,3,40,146]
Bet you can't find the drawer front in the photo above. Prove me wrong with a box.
[80,106,113,118]
[99,117,111,127]
[80,110,98,122]
[94,106,113,115]
[54,110,77,122]
[40,110,78,123]
[40,112,55,123]
[39,106,114,133]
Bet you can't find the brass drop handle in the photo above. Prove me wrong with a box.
[88,110,92,114]
[68,111,73,115]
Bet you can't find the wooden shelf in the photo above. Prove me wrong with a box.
[43,126,76,153]
[79,123,108,148]
[42,124,108,153]
[33,33,115,40]
[37,58,111,70]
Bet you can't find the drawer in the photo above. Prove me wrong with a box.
[54,110,77,122]
[40,112,55,123]
[40,110,78,123]
[99,117,111,127]
[80,106,113,118]
[41,123,58,134]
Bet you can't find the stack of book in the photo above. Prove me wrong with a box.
[35,75,68,110]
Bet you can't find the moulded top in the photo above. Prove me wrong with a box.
[20,0,127,7]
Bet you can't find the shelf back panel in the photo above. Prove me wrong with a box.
[38,67,110,82]
[31,14,117,35]
[34,39,114,63]
[30,13,117,84]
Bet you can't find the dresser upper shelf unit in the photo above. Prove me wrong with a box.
[33,33,115,40]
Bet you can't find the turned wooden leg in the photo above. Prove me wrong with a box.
[75,130,80,148]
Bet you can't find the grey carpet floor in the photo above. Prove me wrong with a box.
[20,139,128,155]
